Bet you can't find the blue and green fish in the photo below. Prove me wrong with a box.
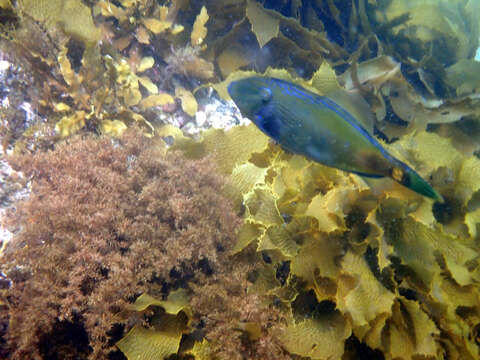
[228,76,443,202]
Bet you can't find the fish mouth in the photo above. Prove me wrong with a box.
[227,80,249,111]
[228,77,263,98]
[227,77,265,117]
[227,80,241,101]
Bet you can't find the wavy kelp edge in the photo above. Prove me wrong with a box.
[151,64,480,359]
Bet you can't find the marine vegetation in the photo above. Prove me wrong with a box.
[1,0,480,360]
[159,102,480,360]
[1,128,263,359]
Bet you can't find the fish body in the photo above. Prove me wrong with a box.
[228,76,443,202]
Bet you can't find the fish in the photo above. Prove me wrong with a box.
[227,76,443,202]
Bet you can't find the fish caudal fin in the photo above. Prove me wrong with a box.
[390,165,444,203]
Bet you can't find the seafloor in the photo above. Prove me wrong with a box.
[1,1,480,360]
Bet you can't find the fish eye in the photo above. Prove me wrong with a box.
[259,87,272,103]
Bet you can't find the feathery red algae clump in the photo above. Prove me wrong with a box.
[0,129,254,359]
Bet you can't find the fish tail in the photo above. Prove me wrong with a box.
[405,169,444,203]
[389,162,444,203]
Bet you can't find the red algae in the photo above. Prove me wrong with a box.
[0,129,248,359]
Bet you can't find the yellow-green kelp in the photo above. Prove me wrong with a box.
[135,64,480,359]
